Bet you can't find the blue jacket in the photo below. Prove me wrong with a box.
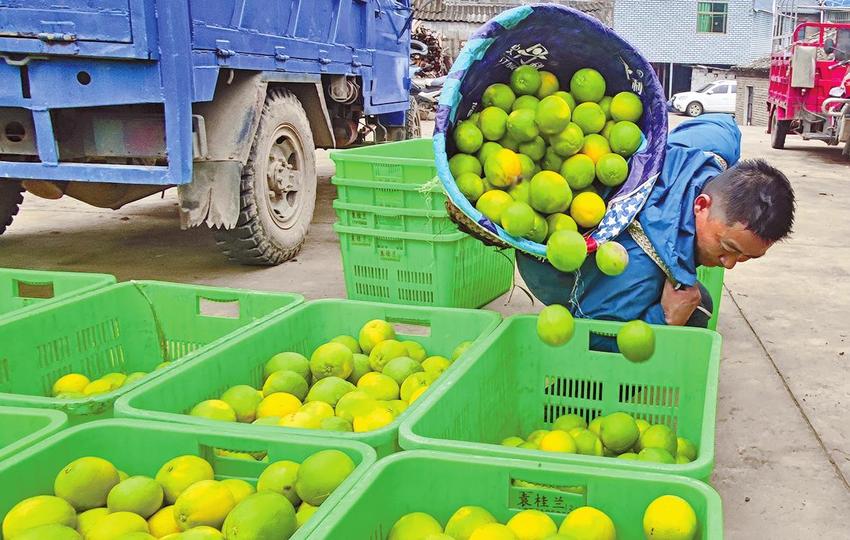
[516,114,742,324]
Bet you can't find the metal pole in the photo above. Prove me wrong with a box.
[669,62,674,96]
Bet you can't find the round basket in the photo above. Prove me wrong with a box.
[433,3,668,258]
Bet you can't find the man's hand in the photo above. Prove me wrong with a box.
[660,281,702,326]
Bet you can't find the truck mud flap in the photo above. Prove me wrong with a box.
[178,161,241,230]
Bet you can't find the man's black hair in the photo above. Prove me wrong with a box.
[702,159,796,242]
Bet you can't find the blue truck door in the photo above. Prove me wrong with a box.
[0,0,133,43]
[369,1,410,107]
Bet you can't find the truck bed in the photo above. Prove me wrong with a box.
[0,0,411,185]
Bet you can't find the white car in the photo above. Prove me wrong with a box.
[669,80,737,117]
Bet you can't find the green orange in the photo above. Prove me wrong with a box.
[484,148,522,188]
[570,68,607,103]
[608,120,643,158]
[546,230,587,272]
[511,95,540,112]
[529,171,572,214]
[536,71,560,98]
[501,201,536,238]
[482,83,516,112]
[449,153,482,178]
[456,172,485,202]
[476,190,514,223]
[549,122,585,157]
[506,109,539,143]
[581,134,611,163]
[518,135,546,161]
[572,102,606,135]
[596,153,629,187]
[479,106,509,141]
[560,154,596,190]
[510,65,542,96]
[535,95,572,135]
[453,121,483,154]
[569,191,606,229]
[610,91,644,122]
[598,96,613,120]
[554,91,577,111]
[477,141,503,166]
[541,147,564,172]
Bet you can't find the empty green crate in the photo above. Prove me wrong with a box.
[114,299,501,457]
[400,316,721,481]
[0,420,376,540]
[331,139,446,212]
[335,224,515,309]
[0,406,67,461]
[0,268,115,321]
[332,176,446,212]
[0,281,302,422]
[331,139,438,187]
[697,266,725,331]
[333,200,458,235]
[307,450,723,540]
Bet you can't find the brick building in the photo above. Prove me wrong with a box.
[732,55,771,126]
[612,0,775,97]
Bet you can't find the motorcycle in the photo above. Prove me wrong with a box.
[409,39,445,121]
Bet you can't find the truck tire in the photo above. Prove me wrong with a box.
[214,89,317,265]
[404,96,422,139]
[0,181,24,235]
[379,97,422,141]
[771,113,789,150]
[843,112,850,160]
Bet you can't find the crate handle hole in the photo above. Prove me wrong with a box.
[200,443,269,462]
[15,280,55,299]
[388,319,431,337]
[198,297,240,319]
[588,330,620,355]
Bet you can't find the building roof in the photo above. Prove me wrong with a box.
[413,0,612,25]
[732,54,772,73]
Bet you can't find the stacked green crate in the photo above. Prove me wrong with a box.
[331,139,515,308]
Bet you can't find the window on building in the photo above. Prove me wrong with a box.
[697,2,728,34]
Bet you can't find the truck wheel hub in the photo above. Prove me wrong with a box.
[265,125,303,227]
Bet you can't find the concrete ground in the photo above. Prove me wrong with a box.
[2,116,849,538]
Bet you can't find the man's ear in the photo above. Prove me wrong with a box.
[694,193,712,214]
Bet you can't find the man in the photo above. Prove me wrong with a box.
[516,114,796,328]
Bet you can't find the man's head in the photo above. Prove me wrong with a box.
[694,159,795,269]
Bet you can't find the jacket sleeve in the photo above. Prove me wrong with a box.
[573,234,667,324]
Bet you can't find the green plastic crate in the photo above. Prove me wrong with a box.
[331,139,445,212]
[331,139,438,188]
[697,266,725,331]
[333,200,458,235]
[307,450,723,540]
[332,176,446,212]
[0,419,376,540]
[400,316,721,481]
[0,406,67,461]
[114,299,501,457]
[0,281,303,422]
[335,224,515,308]
[0,268,115,321]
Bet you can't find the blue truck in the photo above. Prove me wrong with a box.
[0,0,416,264]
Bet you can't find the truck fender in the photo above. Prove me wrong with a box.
[179,71,334,229]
